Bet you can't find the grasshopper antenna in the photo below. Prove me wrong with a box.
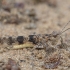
[61,28,70,34]
[60,21,70,35]
[61,21,70,31]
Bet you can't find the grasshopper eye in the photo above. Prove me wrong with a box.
[51,31,59,38]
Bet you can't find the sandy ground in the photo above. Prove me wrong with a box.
[0,0,70,70]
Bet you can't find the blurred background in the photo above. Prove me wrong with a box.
[0,0,70,37]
